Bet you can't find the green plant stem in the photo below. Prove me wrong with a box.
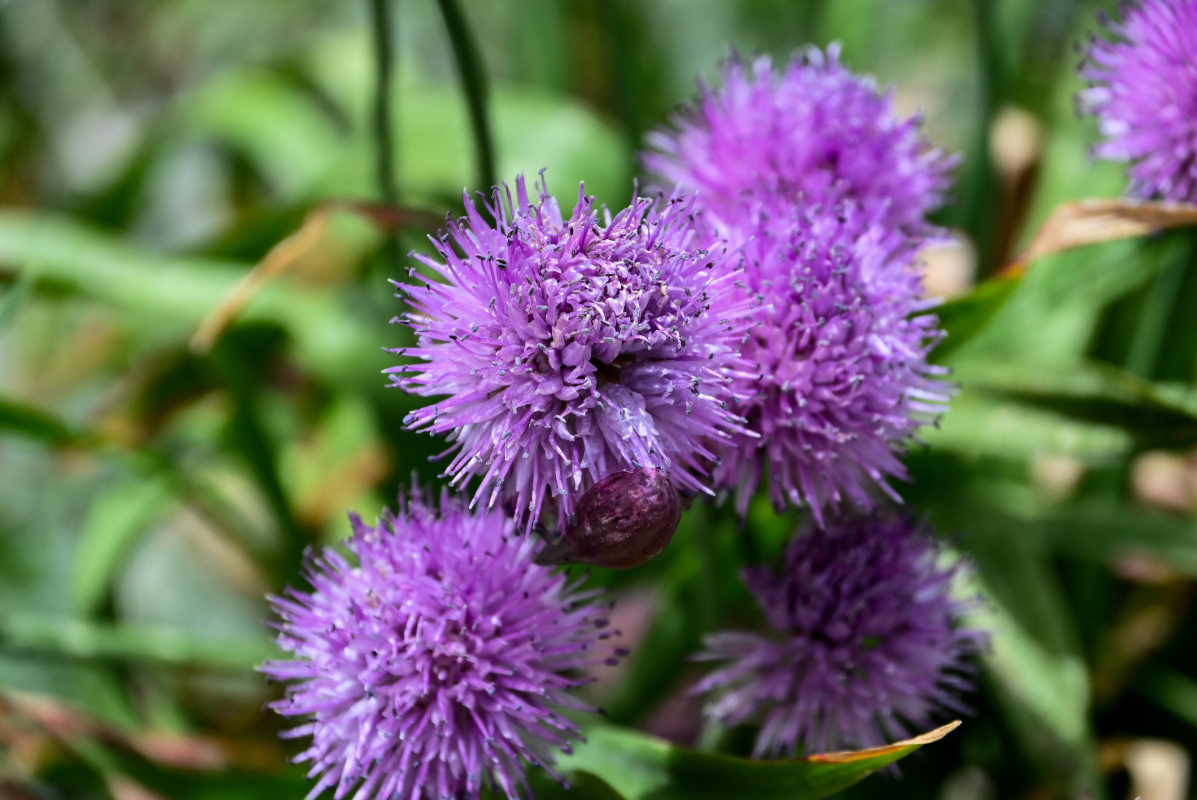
[368,0,398,207]
[367,0,402,270]
[966,0,1001,275]
[435,0,497,191]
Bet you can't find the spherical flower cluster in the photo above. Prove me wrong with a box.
[692,514,983,756]
[643,44,956,236]
[712,202,950,524]
[1078,0,1197,202]
[643,46,953,521]
[390,175,753,530]
[262,492,615,800]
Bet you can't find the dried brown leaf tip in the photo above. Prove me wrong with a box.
[1015,199,1197,269]
[806,720,962,764]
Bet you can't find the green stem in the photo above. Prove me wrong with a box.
[967,0,1001,275]
[368,0,399,206]
[367,0,402,271]
[435,0,497,190]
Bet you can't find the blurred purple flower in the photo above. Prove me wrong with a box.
[644,44,956,236]
[390,174,753,530]
[693,514,984,756]
[1079,0,1197,202]
[262,491,615,800]
[712,202,949,524]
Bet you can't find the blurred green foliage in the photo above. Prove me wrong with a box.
[3,1,1197,799]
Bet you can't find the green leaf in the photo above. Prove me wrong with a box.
[966,233,1194,364]
[1032,503,1197,577]
[0,395,93,447]
[177,69,347,199]
[527,770,629,800]
[962,361,1197,451]
[63,736,311,800]
[925,358,1197,461]
[72,478,173,615]
[0,269,32,329]
[922,388,1133,461]
[1135,664,1197,731]
[933,271,1022,361]
[0,614,274,671]
[0,394,274,577]
[0,212,383,394]
[956,526,1098,793]
[554,722,960,800]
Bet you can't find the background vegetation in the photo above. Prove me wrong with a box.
[2,1,1196,798]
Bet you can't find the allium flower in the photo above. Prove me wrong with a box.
[644,44,956,235]
[693,514,984,757]
[643,45,953,522]
[390,174,753,530]
[711,202,949,524]
[262,492,615,800]
[1078,0,1197,202]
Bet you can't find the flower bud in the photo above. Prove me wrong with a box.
[535,468,681,569]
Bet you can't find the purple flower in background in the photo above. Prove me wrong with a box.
[390,174,753,530]
[644,44,956,236]
[712,202,949,524]
[262,491,615,800]
[1079,0,1197,202]
[693,514,984,757]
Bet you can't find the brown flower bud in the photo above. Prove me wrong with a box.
[534,468,681,569]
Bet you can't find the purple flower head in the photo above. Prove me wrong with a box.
[644,44,956,236]
[712,200,949,524]
[262,491,615,800]
[390,174,754,531]
[1078,0,1197,202]
[693,514,984,757]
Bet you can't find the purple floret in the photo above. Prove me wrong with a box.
[390,174,754,531]
[693,514,985,757]
[1079,0,1197,202]
[262,491,615,800]
[644,44,956,237]
[712,202,950,524]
